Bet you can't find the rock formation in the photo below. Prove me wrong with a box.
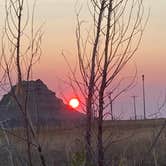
[0,79,85,127]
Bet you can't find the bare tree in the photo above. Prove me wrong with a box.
[0,0,46,165]
[64,0,147,165]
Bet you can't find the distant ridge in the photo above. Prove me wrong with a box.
[0,79,85,127]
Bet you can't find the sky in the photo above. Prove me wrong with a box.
[0,0,166,119]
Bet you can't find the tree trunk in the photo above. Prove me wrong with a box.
[85,1,106,165]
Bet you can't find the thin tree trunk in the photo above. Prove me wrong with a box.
[97,1,112,166]
[16,2,33,165]
[98,96,104,166]
[16,7,22,86]
[85,1,106,165]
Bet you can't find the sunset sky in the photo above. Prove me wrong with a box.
[0,0,166,119]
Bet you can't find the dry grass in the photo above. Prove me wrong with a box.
[0,119,166,166]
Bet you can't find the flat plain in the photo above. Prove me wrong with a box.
[0,119,166,166]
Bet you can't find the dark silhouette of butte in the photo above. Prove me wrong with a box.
[0,79,84,127]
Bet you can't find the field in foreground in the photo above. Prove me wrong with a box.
[0,119,166,166]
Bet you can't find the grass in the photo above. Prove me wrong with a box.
[0,119,166,165]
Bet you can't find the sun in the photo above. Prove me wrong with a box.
[69,98,80,109]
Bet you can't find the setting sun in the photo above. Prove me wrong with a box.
[69,98,80,109]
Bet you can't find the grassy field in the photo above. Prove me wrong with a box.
[0,119,166,166]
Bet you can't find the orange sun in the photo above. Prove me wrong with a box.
[69,98,80,109]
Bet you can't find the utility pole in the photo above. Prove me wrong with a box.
[131,95,138,120]
[142,74,146,119]
[108,92,113,120]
